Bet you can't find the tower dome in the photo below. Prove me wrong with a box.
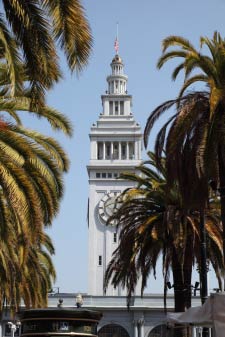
[111,54,123,64]
[107,54,127,94]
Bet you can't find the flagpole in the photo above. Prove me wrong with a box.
[114,22,119,55]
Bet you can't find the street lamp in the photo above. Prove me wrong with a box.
[76,294,83,308]
[166,281,200,295]
[7,322,20,337]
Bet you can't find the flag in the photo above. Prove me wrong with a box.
[114,38,119,54]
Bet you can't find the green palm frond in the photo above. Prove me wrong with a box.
[15,127,69,171]
[162,35,196,53]
[43,0,93,72]
[2,0,61,105]
[157,51,187,69]
[178,75,208,98]
[171,62,184,81]
[2,96,73,135]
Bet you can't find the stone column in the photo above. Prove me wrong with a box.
[133,320,138,337]
[134,141,138,160]
[111,142,113,160]
[138,318,144,337]
[126,142,129,160]
[119,142,121,160]
[103,142,105,160]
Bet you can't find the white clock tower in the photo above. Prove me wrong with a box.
[87,53,142,296]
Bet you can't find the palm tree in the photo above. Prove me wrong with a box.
[0,31,73,312]
[0,0,93,104]
[0,124,70,314]
[104,152,224,313]
[144,32,225,277]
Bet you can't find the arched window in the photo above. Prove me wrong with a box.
[98,324,130,337]
[148,324,175,337]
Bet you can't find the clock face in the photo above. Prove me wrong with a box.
[98,192,122,224]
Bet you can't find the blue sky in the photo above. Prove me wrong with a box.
[32,0,225,294]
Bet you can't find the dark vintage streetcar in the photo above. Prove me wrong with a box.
[19,308,102,337]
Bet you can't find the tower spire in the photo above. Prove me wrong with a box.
[114,22,119,54]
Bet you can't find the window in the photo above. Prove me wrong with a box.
[113,142,119,159]
[96,173,100,178]
[114,173,118,178]
[106,142,111,159]
[102,173,106,178]
[98,255,102,266]
[129,142,135,159]
[108,173,112,178]
[115,101,119,115]
[109,101,113,115]
[97,142,103,159]
[113,233,117,243]
[120,101,124,115]
[98,324,130,337]
[121,142,126,159]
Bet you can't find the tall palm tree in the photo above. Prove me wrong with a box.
[144,32,225,275]
[0,0,93,104]
[0,31,73,313]
[104,152,224,313]
[0,124,70,314]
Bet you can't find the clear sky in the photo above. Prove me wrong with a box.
[33,0,225,294]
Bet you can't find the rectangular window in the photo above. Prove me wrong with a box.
[109,101,113,115]
[113,142,119,159]
[106,142,111,159]
[114,173,118,178]
[129,142,135,159]
[113,233,117,243]
[115,101,119,115]
[108,173,112,178]
[98,255,102,266]
[97,142,103,159]
[121,142,126,159]
[120,101,124,115]
[102,173,106,178]
[96,173,100,178]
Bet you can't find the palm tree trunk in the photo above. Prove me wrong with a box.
[172,249,188,337]
[172,254,186,312]
[183,233,193,309]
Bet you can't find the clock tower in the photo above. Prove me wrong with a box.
[87,53,142,296]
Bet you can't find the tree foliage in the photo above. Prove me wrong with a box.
[144,32,225,273]
[0,0,93,104]
[104,152,224,311]
[0,26,73,313]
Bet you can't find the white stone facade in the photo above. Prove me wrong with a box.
[87,54,142,296]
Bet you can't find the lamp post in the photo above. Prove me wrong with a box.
[199,209,209,337]
[76,294,83,308]
[199,210,208,304]
[8,322,20,337]
[209,179,225,290]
